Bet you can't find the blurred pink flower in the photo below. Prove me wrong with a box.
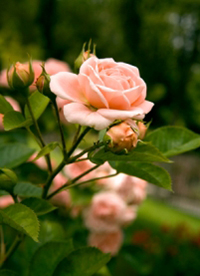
[112,174,147,204]
[48,173,71,210]
[64,152,95,183]
[0,96,21,130]
[0,195,14,209]
[88,230,123,255]
[83,191,127,232]
[94,162,116,187]
[0,58,70,91]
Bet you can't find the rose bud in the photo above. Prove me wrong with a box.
[74,41,96,71]
[7,59,34,91]
[138,121,147,140]
[105,122,138,152]
[36,64,51,95]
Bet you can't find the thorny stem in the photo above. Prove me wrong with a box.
[68,126,91,157]
[42,160,66,199]
[72,125,81,146]
[26,96,52,173]
[67,141,105,164]
[46,164,100,200]
[50,99,67,159]
[42,126,93,199]
[66,171,119,189]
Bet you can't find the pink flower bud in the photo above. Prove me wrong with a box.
[138,121,147,139]
[88,230,123,255]
[36,65,51,95]
[106,122,138,152]
[74,41,96,71]
[7,60,34,91]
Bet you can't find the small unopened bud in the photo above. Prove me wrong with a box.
[137,122,147,140]
[105,122,138,153]
[7,59,34,91]
[36,64,51,95]
[74,41,96,72]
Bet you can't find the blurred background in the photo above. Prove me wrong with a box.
[0,0,200,274]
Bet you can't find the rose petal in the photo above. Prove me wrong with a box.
[136,100,154,113]
[79,57,98,75]
[98,107,149,120]
[100,74,124,90]
[78,74,108,108]
[63,103,113,130]
[108,94,130,110]
[124,84,146,105]
[50,72,85,102]
[117,62,140,77]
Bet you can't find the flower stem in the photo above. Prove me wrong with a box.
[68,126,91,157]
[42,159,66,199]
[46,164,100,200]
[0,233,23,267]
[26,96,52,173]
[50,99,67,159]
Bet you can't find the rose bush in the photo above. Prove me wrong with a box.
[50,57,154,130]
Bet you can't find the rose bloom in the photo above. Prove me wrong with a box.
[64,151,95,183]
[0,195,14,209]
[94,162,116,187]
[88,230,123,256]
[48,173,71,210]
[0,58,70,91]
[112,174,147,204]
[83,191,127,232]
[0,96,21,130]
[50,57,154,130]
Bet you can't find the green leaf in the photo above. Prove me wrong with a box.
[3,111,31,130]
[145,126,200,157]
[0,143,35,168]
[33,142,60,161]
[24,91,50,124]
[29,240,74,276]
[0,203,39,242]
[0,168,18,193]
[0,95,14,114]
[14,182,42,198]
[109,161,172,190]
[53,247,111,276]
[0,270,19,276]
[89,142,170,164]
[22,197,57,216]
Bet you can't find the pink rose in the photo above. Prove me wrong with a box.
[0,97,21,130]
[64,151,95,183]
[48,173,71,210]
[0,58,70,91]
[88,230,123,255]
[94,162,116,187]
[112,174,147,204]
[83,191,127,232]
[50,57,154,130]
[0,195,14,209]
